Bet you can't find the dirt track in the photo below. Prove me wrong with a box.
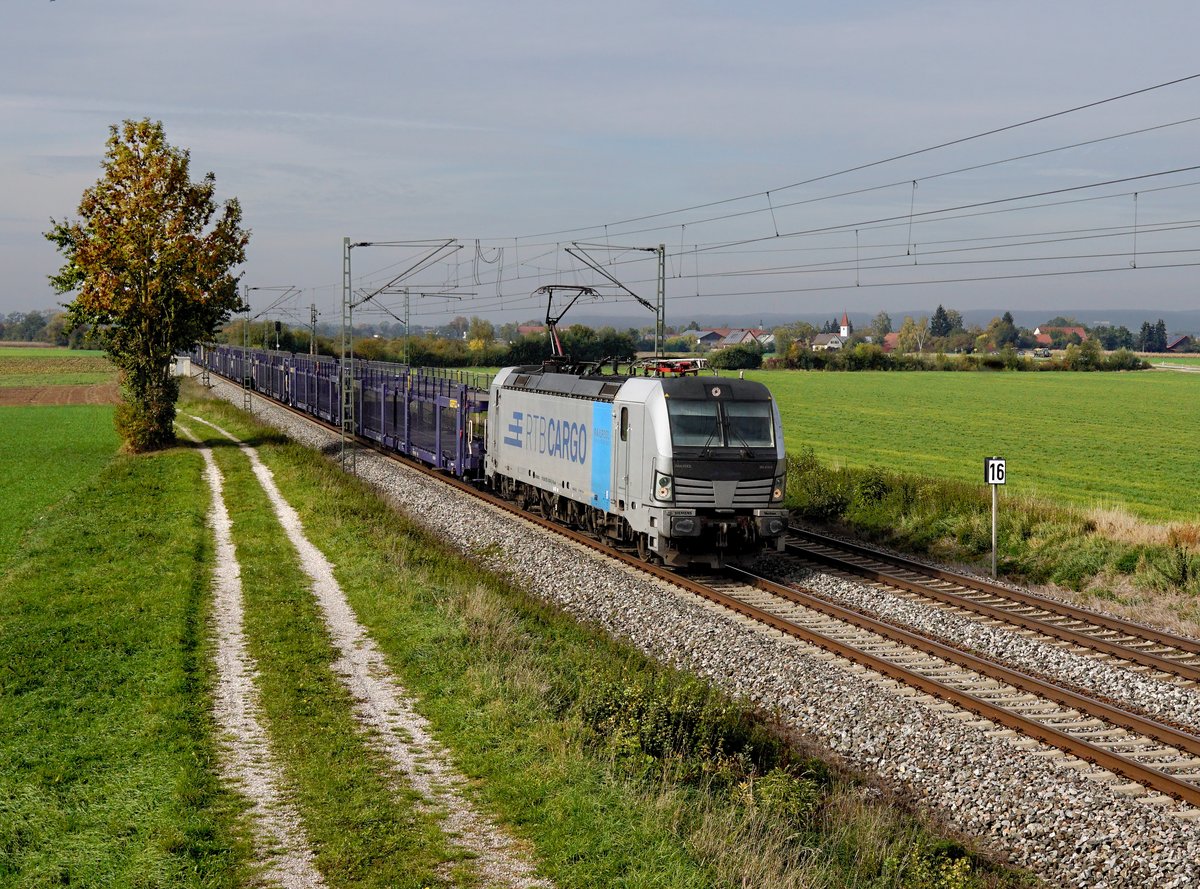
[0,383,120,406]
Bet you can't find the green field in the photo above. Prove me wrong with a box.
[0,406,120,570]
[1151,355,1200,367]
[745,369,1197,522]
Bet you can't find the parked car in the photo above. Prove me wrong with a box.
[1033,348,1051,358]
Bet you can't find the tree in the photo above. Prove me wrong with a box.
[929,304,953,338]
[987,314,1019,348]
[1153,318,1169,352]
[871,310,893,337]
[1136,321,1151,351]
[46,119,249,451]
[467,316,495,349]
[1092,324,1134,350]
[896,315,929,353]
[17,311,47,341]
[772,320,817,357]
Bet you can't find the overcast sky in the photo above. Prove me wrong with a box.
[3,1,1198,327]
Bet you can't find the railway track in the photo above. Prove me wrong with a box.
[701,566,1200,808]
[784,526,1200,684]
[215,378,1200,808]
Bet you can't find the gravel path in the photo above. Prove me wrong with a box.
[178,423,325,888]
[210,383,1200,888]
[189,413,554,889]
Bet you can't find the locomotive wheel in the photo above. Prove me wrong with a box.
[636,533,652,562]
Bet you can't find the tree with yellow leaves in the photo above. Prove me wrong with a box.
[46,119,249,451]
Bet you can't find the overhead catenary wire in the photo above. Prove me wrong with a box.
[510,73,1200,241]
[316,75,1200,323]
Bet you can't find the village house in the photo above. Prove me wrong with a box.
[1165,334,1192,353]
[811,312,853,352]
[1032,325,1088,346]
[694,327,772,350]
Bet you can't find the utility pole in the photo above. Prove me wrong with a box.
[656,243,666,358]
[338,237,463,473]
[566,242,666,357]
[310,303,318,356]
[242,285,252,413]
[340,237,356,473]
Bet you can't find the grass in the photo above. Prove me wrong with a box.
[786,446,1200,607]
[180,385,1032,889]
[746,368,1197,522]
[0,406,120,572]
[0,361,1035,886]
[1150,355,1200,366]
[0,445,247,887]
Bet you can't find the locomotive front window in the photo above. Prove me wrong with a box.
[724,402,775,448]
[666,400,722,447]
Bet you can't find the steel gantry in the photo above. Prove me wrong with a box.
[339,237,464,473]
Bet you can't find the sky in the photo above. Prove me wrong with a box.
[3,1,1199,330]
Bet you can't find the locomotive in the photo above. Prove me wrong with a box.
[487,364,787,568]
[194,299,787,568]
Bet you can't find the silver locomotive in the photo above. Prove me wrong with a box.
[487,364,787,568]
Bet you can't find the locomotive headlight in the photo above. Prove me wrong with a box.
[771,474,786,502]
[655,474,674,501]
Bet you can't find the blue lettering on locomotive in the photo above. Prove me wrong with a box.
[518,411,589,465]
[503,411,523,448]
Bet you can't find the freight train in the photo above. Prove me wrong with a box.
[194,344,788,568]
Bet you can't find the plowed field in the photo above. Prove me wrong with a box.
[0,382,120,406]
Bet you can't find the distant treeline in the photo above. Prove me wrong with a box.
[767,341,1149,372]
[216,319,639,367]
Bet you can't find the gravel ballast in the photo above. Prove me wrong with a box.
[212,381,1200,888]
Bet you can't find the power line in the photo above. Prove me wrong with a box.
[512,73,1200,240]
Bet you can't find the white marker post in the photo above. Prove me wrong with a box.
[984,457,1006,577]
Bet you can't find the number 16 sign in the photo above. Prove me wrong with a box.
[984,457,1006,486]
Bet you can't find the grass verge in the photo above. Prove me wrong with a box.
[786,448,1200,615]
[0,446,247,887]
[182,387,1035,889]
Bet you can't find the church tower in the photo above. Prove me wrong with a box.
[839,311,850,340]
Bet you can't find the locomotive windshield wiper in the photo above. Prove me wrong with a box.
[725,418,756,459]
[698,417,724,457]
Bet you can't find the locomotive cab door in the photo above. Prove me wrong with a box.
[614,403,630,510]
[614,399,649,515]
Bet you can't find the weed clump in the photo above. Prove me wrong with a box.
[575,666,994,887]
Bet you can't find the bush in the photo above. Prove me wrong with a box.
[711,343,764,369]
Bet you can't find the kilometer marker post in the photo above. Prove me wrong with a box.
[984,457,1006,577]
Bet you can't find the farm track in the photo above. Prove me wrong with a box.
[783,527,1200,683]
[216,376,1200,810]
